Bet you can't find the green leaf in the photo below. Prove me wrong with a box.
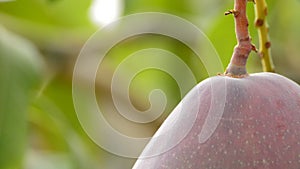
[0,26,42,169]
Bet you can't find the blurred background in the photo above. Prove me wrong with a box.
[0,0,299,169]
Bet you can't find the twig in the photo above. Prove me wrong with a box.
[254,0,275,72]
[224,0,253,77]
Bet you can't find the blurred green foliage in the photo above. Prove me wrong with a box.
[0,26,42,169]
[0,0,300,169]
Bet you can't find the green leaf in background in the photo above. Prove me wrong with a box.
[124,0,189,16]
[0,0,95,55]
[0,0,92,27]
[0,26,42,169]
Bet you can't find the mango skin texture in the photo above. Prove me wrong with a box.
[133,73,300,169]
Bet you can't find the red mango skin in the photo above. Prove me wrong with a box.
[133,72,300,169]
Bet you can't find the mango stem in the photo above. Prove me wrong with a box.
[225,0,253,77]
